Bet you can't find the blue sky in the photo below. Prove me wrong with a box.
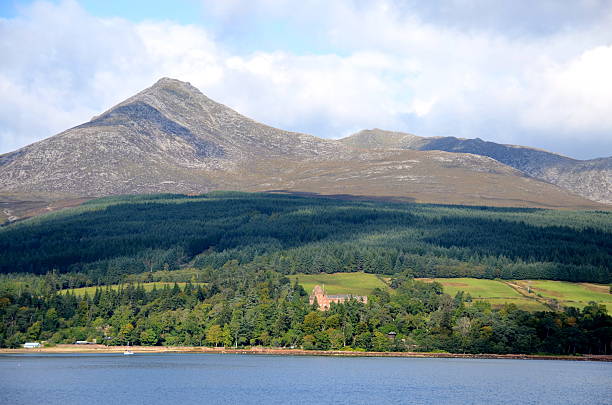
[1,0,611,159]
[2,0,200,22]
[1,0,339,54]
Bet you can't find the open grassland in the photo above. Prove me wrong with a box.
[421,278,522,299]
[513,280,612,312]
[288,272,389,296]
[478,298,549,311]
[63,282,207,296]
[419,277,548,311]
[421,277,611,312]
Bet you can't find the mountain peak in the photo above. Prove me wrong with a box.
[137,77,205,101]
[149,77,198,93]
[341,128,425,150]
[155,76,186,85]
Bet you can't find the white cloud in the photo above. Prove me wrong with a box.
[0,0,156,150]
[215,51,413,135]
[1,0,611,159]
[521,46,612,134]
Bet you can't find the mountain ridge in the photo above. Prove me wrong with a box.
[0,78,606,217]
[341,129,611,204]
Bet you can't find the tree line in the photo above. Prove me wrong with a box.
[1,265,610,354]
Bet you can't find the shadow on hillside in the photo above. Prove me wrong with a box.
[264,190,416,204]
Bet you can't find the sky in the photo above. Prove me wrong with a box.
[1,0,611,159]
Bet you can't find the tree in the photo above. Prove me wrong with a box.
[372,331,390,352]
[327,328,345,350]
[453,317,473,353]
[117,323,135,345]
[26,321,42,341]
[206,324,223,347]
[302,334,316,350]
[229,310,243,348]
[303,312,322,335]
[140,329,159,346]
[222,325,232,348]
[354,332,372,350]
[43,308,59,331]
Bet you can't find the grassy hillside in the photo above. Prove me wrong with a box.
[288,272,389,296]
[0,192,609,285]
[420,278,548,311]
[513,280,612,311]
[421,278,519,298]
[422,277,611,312]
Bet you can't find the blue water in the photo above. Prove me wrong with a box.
[1,354,610,404]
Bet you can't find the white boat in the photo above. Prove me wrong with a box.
[123,342,134,355]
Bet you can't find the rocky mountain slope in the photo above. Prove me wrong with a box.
[0,78,347,196]
[0,78,605,216]
[342,129,611,204]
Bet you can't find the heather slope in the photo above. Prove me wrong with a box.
[341,129,611,204]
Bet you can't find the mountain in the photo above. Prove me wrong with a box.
[0,78,347,197]
[342,129,611,204]
[0,78,605,220]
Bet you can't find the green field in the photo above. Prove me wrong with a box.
[421,278,521,298]
[63,282,207,296]
[474,297,548,311]
[288,272,389,296]
[419,277,548,311]
[421,278,611,312]
[515,280,612,312]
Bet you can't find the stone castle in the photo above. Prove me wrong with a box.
[309,285,368,310]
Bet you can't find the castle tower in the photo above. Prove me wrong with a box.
[309,284,368,311]
[309,285,329,309]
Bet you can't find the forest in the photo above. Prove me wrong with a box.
[1,192,610,352]
[0,192,610,285]
[1,266,610,354]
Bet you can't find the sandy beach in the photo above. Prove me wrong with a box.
[1,345,610,362]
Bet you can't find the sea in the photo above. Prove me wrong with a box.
[1,353,610,404]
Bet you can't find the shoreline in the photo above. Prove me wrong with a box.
[1,345,610,362]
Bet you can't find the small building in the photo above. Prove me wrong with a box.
[23,342,41,348]
[309,285,367,311]
[75,340,95,345]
